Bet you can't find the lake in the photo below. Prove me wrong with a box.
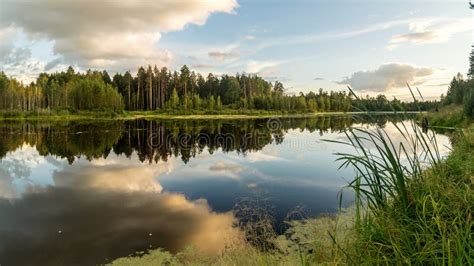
[0,115,451,265]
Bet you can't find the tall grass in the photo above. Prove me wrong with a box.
[329,86,474,264]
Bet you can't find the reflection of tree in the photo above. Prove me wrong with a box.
[0,121,124,164]
[0,115,405,164]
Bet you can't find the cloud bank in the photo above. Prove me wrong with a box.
[337,63,435,92]
[0,0,238,71]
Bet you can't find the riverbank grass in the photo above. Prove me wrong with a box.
[348,128,473,264]
[426,104,473,128]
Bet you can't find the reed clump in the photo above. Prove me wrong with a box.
[332,115,473,264]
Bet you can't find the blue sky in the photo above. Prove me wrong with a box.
[0,0,472,99]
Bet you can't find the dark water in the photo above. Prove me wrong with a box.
[0,115,450,265]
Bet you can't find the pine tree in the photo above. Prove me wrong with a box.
[170,87,179,109]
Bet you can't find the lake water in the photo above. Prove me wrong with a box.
[0,115,451,265]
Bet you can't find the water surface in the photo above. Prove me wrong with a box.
[0,115,450,265]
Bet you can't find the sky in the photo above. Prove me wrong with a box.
[0,0,472,100]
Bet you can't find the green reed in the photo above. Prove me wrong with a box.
[328,86,473,264]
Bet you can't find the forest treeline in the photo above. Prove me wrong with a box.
[0,65,438,113]
[440,72,474,118]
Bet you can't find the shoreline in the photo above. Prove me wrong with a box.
[0,110,422,122]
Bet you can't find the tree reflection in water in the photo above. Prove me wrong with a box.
[0,115,406,164]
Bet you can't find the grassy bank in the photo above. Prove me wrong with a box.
[344,125,473,264]
[0,109,416,121]
[426,105,473,129]
[109,111,473,265]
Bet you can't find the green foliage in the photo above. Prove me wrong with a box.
[307,98,318,111]
[0,70,123,112]
[442,74,474,119]
[427,105,469,128]
[0,65,440,115]
[221,75,241,104]
[351,93,438,112]
[463,85,474,118]
[216,96,223,111]
[332,113,473,264]
[445,73,465,105]
[168,87,179,109]
[294,95,307,111]
[182,95,191,110]
[68,76,123,111]
[208,95,215,110]
[1,64,441,116]
[192,94,201,109]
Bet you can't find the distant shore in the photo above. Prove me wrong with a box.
[0,110,421,121]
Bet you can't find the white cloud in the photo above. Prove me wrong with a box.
[337,63,436,92]
[0,26,34,76]
[244,35,256,40]
[0,0,238,71]
[208,41,242,62]
[0,58,45,83]
[245,60,283,75]
[389,18,472,48]
[208,51,240,61]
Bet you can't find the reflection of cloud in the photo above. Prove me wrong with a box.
[337,63,435,92]
[0,147,176,198]
[0,167,15,198]
[0,145,50,198]
[51,153,177,193]
[209,161,244,174]
[245,152,288,163]
[0,188,241,265]
[53,163,164,193]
